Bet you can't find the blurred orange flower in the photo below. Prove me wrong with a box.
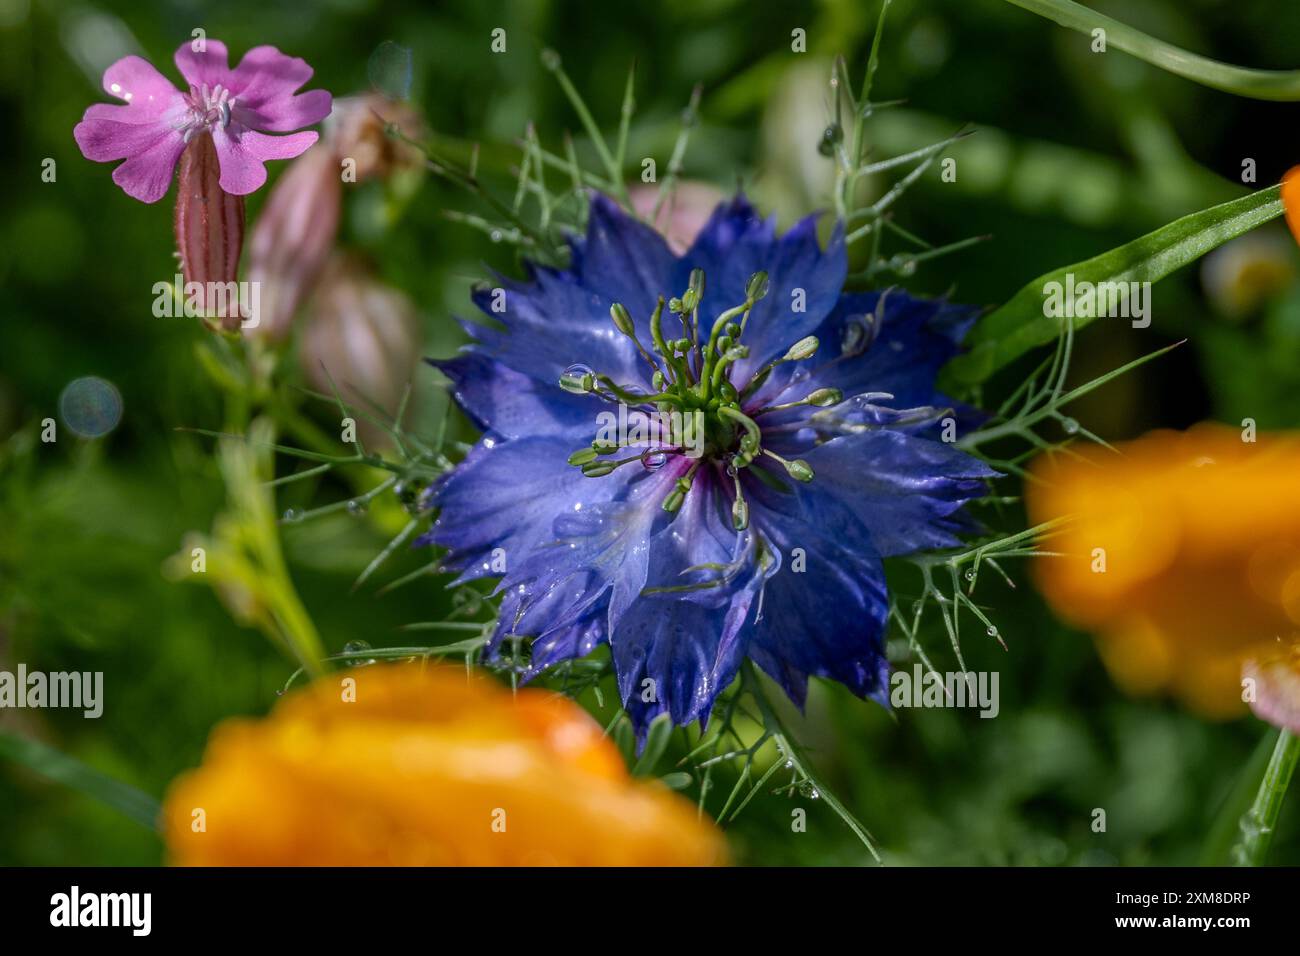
[162,663,727,866]
[1282,166,1300,247]
[1027,424,1300,718]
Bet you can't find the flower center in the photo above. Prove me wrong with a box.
[178,83,237,142]
[559,268,842,530]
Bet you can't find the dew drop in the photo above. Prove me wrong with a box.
[840,316,872,357]
[964,569,975,581]
[817,123,843,157]
[489,229,503,243]
[346,498,368,516]
[1062,417,1079,435]
[891,256,917,277]
[986,625,999,637]
[342,639,377,667]
[282,508,303,523]
[563,363,594,380]
[642,451,668,471]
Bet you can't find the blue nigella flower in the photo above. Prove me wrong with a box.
[424,194,995,737]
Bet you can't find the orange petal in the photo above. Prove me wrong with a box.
[1282,165,1300,247]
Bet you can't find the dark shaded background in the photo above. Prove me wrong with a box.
[2,0,1300,865]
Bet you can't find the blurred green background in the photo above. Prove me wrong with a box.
[2,0,1300,865]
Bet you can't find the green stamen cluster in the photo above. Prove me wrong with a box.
[557,268,843,530]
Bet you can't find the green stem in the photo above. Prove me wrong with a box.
[1232,729,1300,865]
[744,663,881,863]
[1003,0,1300,101]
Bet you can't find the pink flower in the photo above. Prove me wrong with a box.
[73,40,332,203]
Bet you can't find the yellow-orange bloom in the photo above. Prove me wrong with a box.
[1283,166,1300,247]
[1027,424,1300,718]
[162,663,727,866]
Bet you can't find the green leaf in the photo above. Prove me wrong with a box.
[0,732,161,832]
[1004,0,1300,101]
[942,186,1282,388]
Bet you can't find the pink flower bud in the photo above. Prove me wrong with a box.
[300,257,420,447]
[174,134,246,330]
[327,94,425,183]
[630,182,723,254]
[246,145,342,340]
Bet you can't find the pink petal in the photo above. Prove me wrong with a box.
[212,127,319,195]
[1245,643,1300,734]
[245,89,332,133]
[229,45,313,108]
[173,39,231,90]
[74,106,179,162]
[101,55,180,117]
[110,132,187,203]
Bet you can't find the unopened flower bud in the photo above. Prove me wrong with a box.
[246,145,341,340]
[174,134,245,331]
[745,271,770,302]
[299,256,420,449]
[807,388,843,407]
[325,94,425,183]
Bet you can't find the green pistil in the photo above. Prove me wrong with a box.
[662,461,701,513]
[581,454,643,478]
[559,268,825,517]
[755,386,843,415]
[739,335,821,401]
[762,448,815,482]
[731,472,750,531]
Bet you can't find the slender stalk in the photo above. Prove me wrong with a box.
[1232,729,1300,865]
[744,663,881,862]
[1003,0,1300,101]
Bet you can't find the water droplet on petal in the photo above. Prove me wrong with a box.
[840,316,872,357]
[642,451,667,471]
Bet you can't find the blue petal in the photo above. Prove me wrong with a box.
[795,430,996,557]
[737,477,891,707]
[430,349,598,440]
[425,434,632,583]
[463,264,648,394]
[679,196,847,383]
[572,193,680,326]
